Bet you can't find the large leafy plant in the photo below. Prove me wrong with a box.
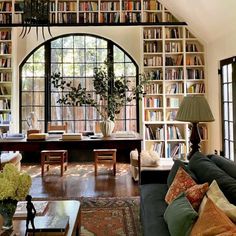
[51,62,147,121]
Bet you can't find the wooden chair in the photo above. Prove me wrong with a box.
[41,122,68,177]
[93,149,117,176]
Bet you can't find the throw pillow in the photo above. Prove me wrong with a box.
[190,198,236,236]
[165,167,197,204]
[140,150,160,167]
[167,159,197,188]
[199,180,236,222]
[164,193,198,236]
[185,182,209,211]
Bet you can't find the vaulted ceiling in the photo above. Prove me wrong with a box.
[159,0,236,43]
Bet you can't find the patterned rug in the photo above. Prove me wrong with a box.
[80,197,142,236]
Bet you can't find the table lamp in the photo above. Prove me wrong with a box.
[175,95,215,159]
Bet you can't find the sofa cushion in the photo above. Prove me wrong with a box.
[190,198,236,236]
[164,193,198,236]
[199,180,236,222]
[165,167,196,204]
[140,184,169,236]
[167,159,197,187]
[188,152,236,205]
[208,154,236,179]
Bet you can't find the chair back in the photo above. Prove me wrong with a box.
[48,122,68,133]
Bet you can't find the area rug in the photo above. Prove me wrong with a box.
[80,197,142,236]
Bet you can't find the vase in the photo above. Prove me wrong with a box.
[0,199,18,230]
[99,119,115,137]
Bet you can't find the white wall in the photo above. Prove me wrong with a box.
[11,26,142,132]
[206,28,236,154]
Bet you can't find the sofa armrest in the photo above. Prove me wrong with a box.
[140,169,170,185]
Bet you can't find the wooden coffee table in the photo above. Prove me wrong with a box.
[1,200,81,236]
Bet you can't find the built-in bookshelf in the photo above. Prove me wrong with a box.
[0,27,12,133]
[142,25,207,159]
[0,0,186,25]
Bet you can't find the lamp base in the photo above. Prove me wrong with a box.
[187,122,201,160]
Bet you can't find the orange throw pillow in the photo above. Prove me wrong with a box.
[190,198,236,236]
[165,167,197,204]
[185,183,209,211]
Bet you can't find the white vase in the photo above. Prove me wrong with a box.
[99,120,115,137]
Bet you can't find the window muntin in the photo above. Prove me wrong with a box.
[20,34,139,133]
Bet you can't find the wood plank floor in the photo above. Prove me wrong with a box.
[22,163,140,199]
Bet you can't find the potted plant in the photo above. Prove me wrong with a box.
[51,61,147,137]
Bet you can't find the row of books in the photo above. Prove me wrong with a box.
[0,113,11,124]
[143,28,162,39]
[187,68,204,80]
[167,142,186,158]
[0,99,10,110]
[142,12,161,23]
[57,2,77,12]
[122,1,141,11]
[0,30,11,40]
[186,55,203,66]
[0,72,11,82]
[145,83,163,94]
[145,125,164,140]
[0,2,12,12]
[144,41,162,53]
[0,42,11,55]
[144,97,162,108]
[166,97,180,108]
[100,2,119,11]
[166,110,178,121]
[166,82,183,94]
[166,125,183,140]
[187,83,205,93]
[0,86,9,95]
[165,55,183,66]
[186,43,200,52]
[165,28,182,39]
[0,58,11,68]
[144,55,162,66]
[165,68,183,80]
[165,42,182,53]
[0,14,12,24]
[145,69,162,80]
[100,12,119,23]
[145,110,163,121]
[150,142,164,157]
[143,0,162,11]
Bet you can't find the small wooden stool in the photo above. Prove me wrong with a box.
[93,149,117,176]
[41,150,68,177]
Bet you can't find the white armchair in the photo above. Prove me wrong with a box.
[0,152,22,171]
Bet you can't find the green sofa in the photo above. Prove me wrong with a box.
[140,152,236,236]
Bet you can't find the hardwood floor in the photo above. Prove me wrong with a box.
[22,162,140,199]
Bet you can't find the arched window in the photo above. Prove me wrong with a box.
[20,34,139,133]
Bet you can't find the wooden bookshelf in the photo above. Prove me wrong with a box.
[142,25,207,158]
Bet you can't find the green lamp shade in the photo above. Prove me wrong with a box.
[176,95,215,122]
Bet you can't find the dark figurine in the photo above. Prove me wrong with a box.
[25,195,36,236]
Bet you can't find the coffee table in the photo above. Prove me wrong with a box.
[1,200,81,236]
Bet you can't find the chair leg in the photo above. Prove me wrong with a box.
[41,153,45,177]
[94,154,97,176]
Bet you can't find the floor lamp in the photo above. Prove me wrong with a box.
[175,95,215,160]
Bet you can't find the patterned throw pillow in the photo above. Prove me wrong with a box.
[190,198,236,236]
[165,167,197,204]
[185,183,209,210]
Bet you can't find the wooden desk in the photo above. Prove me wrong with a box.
[3,200,81,236]
[0,134,142,175]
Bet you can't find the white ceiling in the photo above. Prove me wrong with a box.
[159,0,236,43]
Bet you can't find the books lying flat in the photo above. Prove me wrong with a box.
[27,215,69,236]
[2,133,25,140]
[27,133,48,140]
[14,201,49,218]
[62,133,83,140]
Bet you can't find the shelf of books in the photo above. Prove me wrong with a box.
[0,27,12,133]
[142,25,207,159]
[0,0,186,25]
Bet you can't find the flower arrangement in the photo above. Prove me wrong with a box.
[0,163,32,201]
